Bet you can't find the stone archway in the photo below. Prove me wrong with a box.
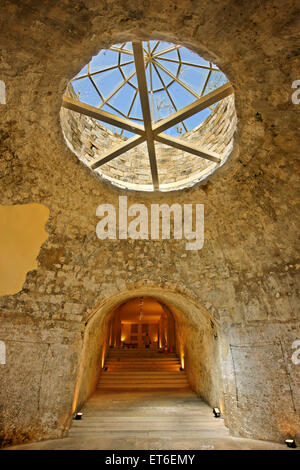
[72,286,224,418]
[1,0,299,450]
[107,297,177,351]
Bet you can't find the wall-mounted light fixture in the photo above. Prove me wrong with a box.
[285,439,297,448]
[73,412,83,420]
[213,408,221,418]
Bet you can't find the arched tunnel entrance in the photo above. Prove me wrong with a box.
[108,297,176,352]
[100,297,186,392]
[71,288,225,434]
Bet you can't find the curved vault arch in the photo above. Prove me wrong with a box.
[85,286,220,327]
[72,286,225,418]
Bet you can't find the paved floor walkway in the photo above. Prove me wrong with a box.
[6,390,291,450]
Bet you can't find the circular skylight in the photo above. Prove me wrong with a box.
[61,41,235,191]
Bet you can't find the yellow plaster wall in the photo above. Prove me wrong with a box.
[0,204,49,296]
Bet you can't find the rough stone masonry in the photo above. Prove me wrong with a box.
[0,0,299,448]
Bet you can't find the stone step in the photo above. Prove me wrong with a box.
[107,360,178,363]
[106,357,180,364]
[98,387,190,391]
[100,373,187,377]
[71,416,222,424]
[105,366,180,370]
[108,354,178,358]
[69,423,223,432]
[106,370,181,372]
[100,372,186,375]
[76,409,212,417]
[106,368,180,371]
[108,349,176,351]
[107,352,178,358]
[98,385,189,388]
[99,350,186,391]
[98,379,188,385]
[106,364,180,368]
[98,375,188,381]
[99,374,188,380]
[106,360,180,364]
[108,349,176,353]
[99,380,188,384]
[106,366,180,369]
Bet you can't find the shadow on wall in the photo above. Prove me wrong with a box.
[72,287,223,413]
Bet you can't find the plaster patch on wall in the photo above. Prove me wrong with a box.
[0,340,5,364]
[0,203,49,296]
[0,80,6,104]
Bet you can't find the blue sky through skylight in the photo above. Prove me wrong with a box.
[71,41,228,138]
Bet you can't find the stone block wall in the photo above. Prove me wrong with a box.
[0,0,299,448]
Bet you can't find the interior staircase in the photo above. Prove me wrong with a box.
[97,348,189,391]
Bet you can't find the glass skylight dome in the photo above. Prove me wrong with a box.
[72,41,228,137]
[61,41,235,191]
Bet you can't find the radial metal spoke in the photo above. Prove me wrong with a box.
[119,54,125,80]
[110,46,134,56]
[201,67,212,97]
[153,45,181,58]
[62,96,146,135]
[149,62,155,120]
[127,88,139,118]
[90,135,145,169]
[98,70,136,109]
[152,83,234,135]
[155,133,221,163]
[153,63,187,133]
[89,75,104,102]
[72,61,135,82]
[151,41,160,55]
[156,56,219,71]
[133,41,159,190]
[154,59,200,99]
[127,81,137,90]
[104,102,132,120]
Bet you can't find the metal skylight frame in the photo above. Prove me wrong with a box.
[62,41,234,191]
